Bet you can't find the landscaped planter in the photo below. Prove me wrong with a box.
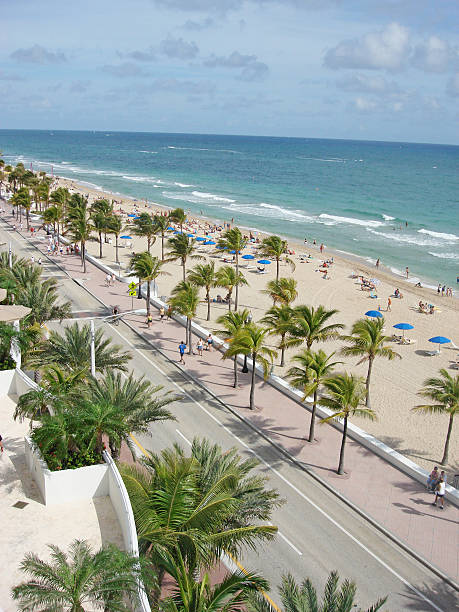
[24,437,109,505]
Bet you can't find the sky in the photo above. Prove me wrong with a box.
[1,0,458,144]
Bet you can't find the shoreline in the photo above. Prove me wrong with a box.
[56,174,458,309]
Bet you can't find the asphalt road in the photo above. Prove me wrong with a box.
[2,220,458,612]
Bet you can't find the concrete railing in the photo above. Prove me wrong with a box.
[103,451,151,612]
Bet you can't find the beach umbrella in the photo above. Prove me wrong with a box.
[242,254,255,260]
[204,240,216,245]
[257,259,272,265]
[120,235,132,240]
[365,310,383,318]
[428,336,451,353]
[393,322,414,340]
[127,214,136,218]
[187,233,195,238]
[229,250,241,254]
[216,245,225,250]
[195,237,206,242]
[167,226,175,231]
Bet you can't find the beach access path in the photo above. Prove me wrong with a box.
[5,214,458,585]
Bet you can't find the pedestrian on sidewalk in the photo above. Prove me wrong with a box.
[206,334,213,351]
[0,433,3,452]
[427,466,439,491]
[105,273,111,287]
[146,313,153,328]
[159,306,165,321]
[111,274,115,286]
[432,478,446,509]
[178,341,186,364]
[387,296,391,311]
[197,338,203,356]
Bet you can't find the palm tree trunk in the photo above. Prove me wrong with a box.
[206,288,211,321]
[182,258,186,281]
[280,333,285,367]
[161,233,165,261]
[234,256,239,311]
[187,317,192,354]
[309,390,317,442]
[82,241,86,273]
[276,258,280,282]
[233,357,238,388]
[146,280,151,316]
[99,232,103,258]
[26,209,30,230]
[441,413,454,465]
[249,353,256,409]
[337,415,348,474]
[365,357,373,407]
[115,235,119,263]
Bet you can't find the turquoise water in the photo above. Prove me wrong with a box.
[1,129,458,288]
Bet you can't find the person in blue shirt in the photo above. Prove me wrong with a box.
[178,341,186,364]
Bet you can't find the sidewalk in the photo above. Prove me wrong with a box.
[5,213,459,582]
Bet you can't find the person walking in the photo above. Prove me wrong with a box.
[432,478,446,509]
[427,466,439,491]
[146,313,153,328]
[387,296,392,312]
[178,340,186,364]
[405,266,409,278]
[375,258,380,268]
[197,338,203,356]
[159,306,165,322]
[206,334,213,351]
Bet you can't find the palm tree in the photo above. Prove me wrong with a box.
[320,373,376,474]
[131,212,157,252]
[35,322,131,375]
[413,369,459,465]
[129,251,168,317]
[66,194,93,273]
[223,323,277,410]
[119,444,276,596]
[258,235,295,282]
[261,305,293,367]
[287,349,341,442]
[153,214,170,260]
[341,318,401,408]
[246,570,386,612]
[160,549,267,612]
[217,228,248,311]
[187,261,217,321]
[288,305,344,351]
[216,265,248,311]
[41,204,63,241]
[169,207,187,232]
[86,371,176,459]
[167,234,204,281]
[17,278,72,325]
[216,309,250,387]
[90,211,107,258]
[106,214,123,264]
[12,539,153,612]
[170,282,200,353]
[263,277,298,306]
[12,187,32,229]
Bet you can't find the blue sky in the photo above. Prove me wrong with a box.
[1,0,458,144]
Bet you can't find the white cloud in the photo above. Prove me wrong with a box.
[204,51,269,81]
[336,73,401,94]
[411,36,457,73]
[159,36,199,60]
[353,97,379,112]
[10,44,67,64]
[324,22,410,72]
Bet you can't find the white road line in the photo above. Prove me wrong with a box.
[267,522,303,556]
[101,319,443,611]
[175,428,192,446]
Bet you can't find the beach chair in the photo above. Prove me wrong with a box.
[425,349,440,356]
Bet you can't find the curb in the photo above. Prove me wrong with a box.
[2,214,459,591]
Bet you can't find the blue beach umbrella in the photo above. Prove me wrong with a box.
[167,226,175,231]
[216,245,225,250]
[195,237,206,242]
[229,250,241,254]
[365,310,383,318]
[428,336,450,353]
[204,240,216,245]
[187,233,195,238]
[393,322,414,340]
[242,254,255,260]
[120,235,132,240]
[127,214,136,218]
[257,259,271,265]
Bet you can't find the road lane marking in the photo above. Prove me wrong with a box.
[175,428,192,446]
[99,300,444,611]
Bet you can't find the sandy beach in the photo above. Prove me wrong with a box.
[49,176,459,472]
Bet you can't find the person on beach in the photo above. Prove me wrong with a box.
[159,306,165,321]
[427,467,439,491]
[206,334,213,351]
[178,341,186,364]
[432,478,446,509]
[375,258,380,268]
[405,267,409,278]
[197,338,203,356]
[320,243,324,253]
[387,296,391,311]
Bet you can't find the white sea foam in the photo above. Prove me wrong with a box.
[366,228,445,247]
[138,150,158,154]
[418,229,459,241]
[298,157,346,163]
[174,182,195,188]
[382,214,395,221]
[162,190,235,205]
[319,214,385,228]
[167,145,241,154]
[191,191,235,203]
[224,202,315,223]
[428,252,459,260]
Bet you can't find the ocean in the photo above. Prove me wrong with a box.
[1,129,458,288]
